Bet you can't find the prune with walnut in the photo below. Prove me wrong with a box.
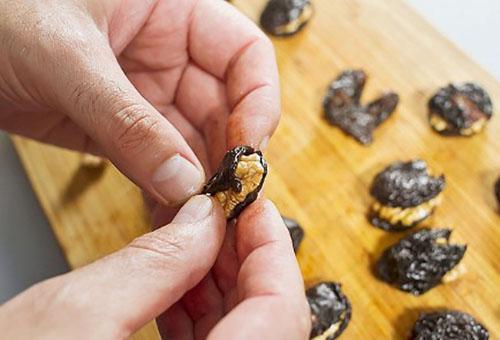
[282,216,304,252]
[260,0,314,37]
[369,159,445,231]
[428,83,493,136]
[376,228,466,295]
[411,310,489,340]
[307,282,351,339]
[323,70,398,145]
[203,146,267,220]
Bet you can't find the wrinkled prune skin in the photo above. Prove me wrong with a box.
[307,282,351,339]
[282,216,304,252]
[324,70,398,145]
[371,160,445,208]
[377,228,466,295]
[202,146,267,220]
[428,83,493,135]
[411,310,489,340]
[260,0,313,36]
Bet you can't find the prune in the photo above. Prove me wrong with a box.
[428,83,493,136]
[323,70,399,145]
[282,216,304,252]
[307,282,351,339]
[260,0,314,37]
[411,310,489,340]
[376,228,466,295]
[203,146,267,220]
[369,159,445,231]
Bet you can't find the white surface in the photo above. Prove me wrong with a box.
[408,0,500,80]
[0,2,499,303]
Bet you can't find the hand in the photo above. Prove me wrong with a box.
[0,0,280,206]
[0,196,310,339]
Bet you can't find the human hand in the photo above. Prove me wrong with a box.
[0,0,280,206]
[0,196,310,339]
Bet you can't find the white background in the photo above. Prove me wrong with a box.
[1,1,499,302]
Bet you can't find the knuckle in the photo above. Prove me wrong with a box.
[128,230,186,266]
[110,103,161,154]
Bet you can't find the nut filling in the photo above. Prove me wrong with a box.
[260,0,314,37]
[369,159,445,231]
[282,216,305,253]
[307,282,351,340]
[428,82,493,136]
[202,146,267,220]
[323,69,399,145]
[376,228,466,295]
[411,310,489,340]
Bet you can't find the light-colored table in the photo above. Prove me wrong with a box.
[0,0,498,303]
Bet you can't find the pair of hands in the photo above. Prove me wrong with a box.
[0,0,310,338]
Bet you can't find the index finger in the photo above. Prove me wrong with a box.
[189,0,281,149]
[208,199,311,339]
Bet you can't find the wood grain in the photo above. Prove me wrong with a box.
[12,0,499,338]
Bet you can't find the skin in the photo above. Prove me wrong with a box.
[0,0,310,338]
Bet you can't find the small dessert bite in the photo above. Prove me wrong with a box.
[369,159,445,231]
[282,216,304,253]
[307,282,352,340]
[260,0,314,37]
[324,70,399,145]
[203,146,267,220]
[411,310,489,340]
[376,228,466,295]
[428,83,493,136]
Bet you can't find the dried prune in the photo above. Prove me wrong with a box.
[376,228,466,295]
[203,146,267,220]
[428,83,493,136]
[307,282,351,339]
[282,216,304,252]
[260,0,314,37]
[411,310,489,340]
[369,160,445,231]
[324,70,399,145]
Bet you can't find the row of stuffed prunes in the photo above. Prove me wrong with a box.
[224,1,495,338]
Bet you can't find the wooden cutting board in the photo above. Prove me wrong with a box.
[12,0,500,338]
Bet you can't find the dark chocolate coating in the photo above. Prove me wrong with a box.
[282,216,304,252]
[411,310,489,340]
[307,282,351,339]
[202,146,267,220]
[260,0,312,36]
[370,159,445,208]
[428,83,493,135]
[376,228,466,295]
[323,70,398,145]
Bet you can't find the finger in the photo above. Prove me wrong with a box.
[174,64,229,169]
[156,302,194,340]
[16,13,204,206]
[208,199,310,340]
[189,0,281,150]
[9,195,225,339]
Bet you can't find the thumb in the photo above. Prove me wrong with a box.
[1,195,225,339]
[42,16,204,206]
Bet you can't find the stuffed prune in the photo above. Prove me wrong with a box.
[369,160,445,231]
[376,228,466,295]
[282,216,304,252]
[203,146,267,220]
[260,0,314,36]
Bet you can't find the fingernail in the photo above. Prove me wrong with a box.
[152,154,204,204]
[172,195,213,223]
[259,136,270,151]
